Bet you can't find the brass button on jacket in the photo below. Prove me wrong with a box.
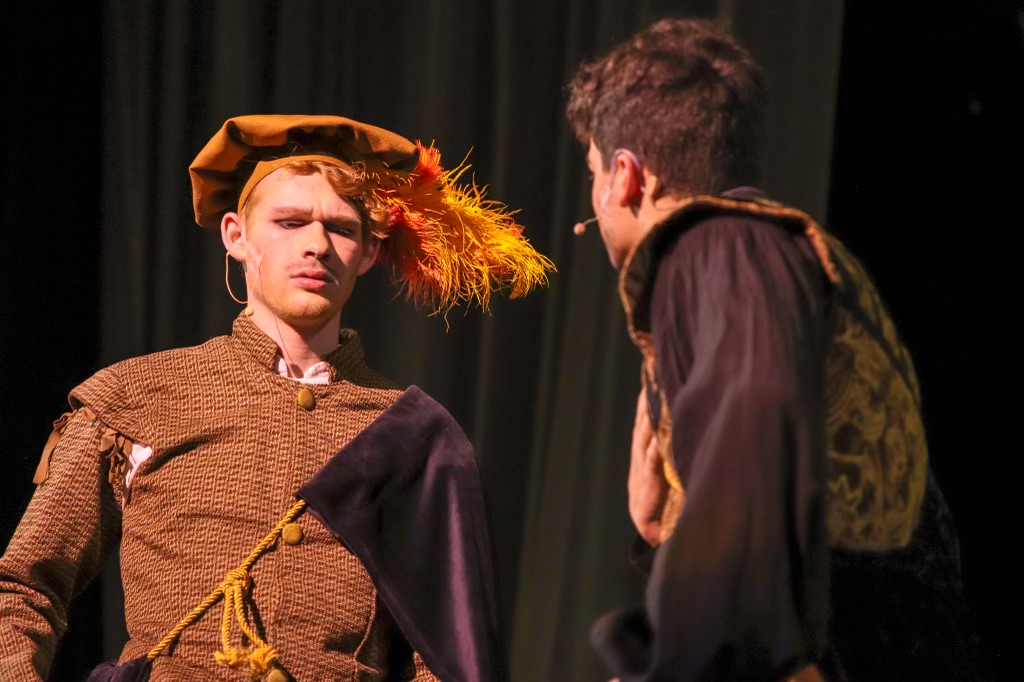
[281,522,304,546]
[267,668,289,682]
[296,388,316,411]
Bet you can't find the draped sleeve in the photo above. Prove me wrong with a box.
[641,216,832,681]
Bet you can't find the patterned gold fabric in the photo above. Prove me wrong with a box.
[633,330,685,544]
[0,315,440,681]
[619,194,927,552]
[822,236,927,550]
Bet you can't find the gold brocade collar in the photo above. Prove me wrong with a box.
[617,190,837,347]
[230,313,367,383]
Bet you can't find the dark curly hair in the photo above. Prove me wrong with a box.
[567,18,766,196]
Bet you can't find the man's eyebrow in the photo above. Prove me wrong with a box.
[267,205,314,218]
[324,214,362,227]
[265,204,360,223]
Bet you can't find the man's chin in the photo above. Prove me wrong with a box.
[286,308,339,330]
[269,301,342,331]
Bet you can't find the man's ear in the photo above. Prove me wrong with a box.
[357,235,381,276]
[221,212,247,262]
[613,153,643,206]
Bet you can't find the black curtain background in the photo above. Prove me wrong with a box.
[1,1,1020,681]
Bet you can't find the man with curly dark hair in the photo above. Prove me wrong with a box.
[569,18,982,682]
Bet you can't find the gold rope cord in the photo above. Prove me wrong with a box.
[146,499,308,675]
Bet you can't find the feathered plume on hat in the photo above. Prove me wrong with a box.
[189,114,554,316]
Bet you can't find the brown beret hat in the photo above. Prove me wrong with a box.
[189,114,419,230]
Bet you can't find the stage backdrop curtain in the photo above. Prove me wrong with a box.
[93,1,843,679]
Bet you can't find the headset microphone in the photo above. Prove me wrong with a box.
[573,216,598,236]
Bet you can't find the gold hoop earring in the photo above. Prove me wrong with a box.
[224,252,254,316]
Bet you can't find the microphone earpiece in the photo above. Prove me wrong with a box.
[574,216,598,236]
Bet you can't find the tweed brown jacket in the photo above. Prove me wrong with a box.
[0,315,439,681]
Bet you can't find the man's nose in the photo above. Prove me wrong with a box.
[303,222,331,258]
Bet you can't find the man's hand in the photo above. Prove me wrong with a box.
[628,390,671,547]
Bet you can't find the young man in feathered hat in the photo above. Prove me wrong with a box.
[0,115,552,682]
[568,19,982,682]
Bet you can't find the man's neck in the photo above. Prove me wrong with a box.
[636,192,693,234]
[632,171,700,235]
[248,309,341,377]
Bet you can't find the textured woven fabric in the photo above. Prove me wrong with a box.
[0,410,120,680]
[0,315,440,681]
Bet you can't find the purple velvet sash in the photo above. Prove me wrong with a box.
[298,385,506,682]
[86,656,151,682]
